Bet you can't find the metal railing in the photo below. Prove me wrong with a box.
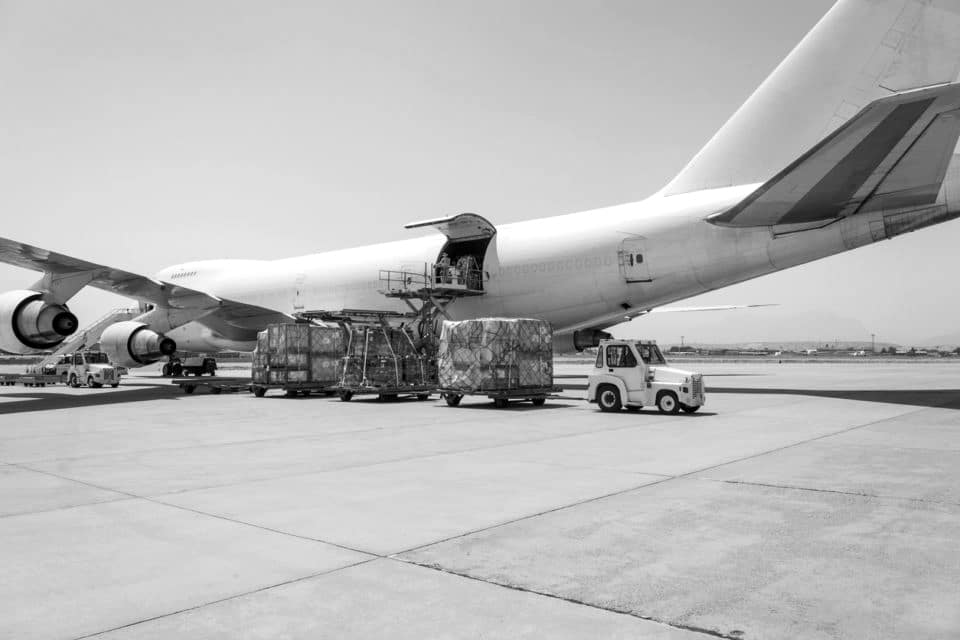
[379,262,484,295]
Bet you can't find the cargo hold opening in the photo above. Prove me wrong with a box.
[404,212,497,292]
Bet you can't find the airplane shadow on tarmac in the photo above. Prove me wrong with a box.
[0,386,182,416]
[709,387,960,410]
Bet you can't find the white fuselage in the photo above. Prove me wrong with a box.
[154,182,936,352]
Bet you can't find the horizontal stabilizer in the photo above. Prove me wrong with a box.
[711,83,960,228]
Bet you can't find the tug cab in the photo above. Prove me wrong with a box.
[587,339,705,413]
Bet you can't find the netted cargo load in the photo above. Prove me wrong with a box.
[339,324,436,389]
[438,318,553,392]
[252,323,346,386]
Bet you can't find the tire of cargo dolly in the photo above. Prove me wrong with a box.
[444,394,462,407]
[656,391,680,414]
[339,390,354,402]
[253,386,266,397]
[301,390,312,397]
[597,385,621,412]
[494,398,509,409]
[680,403,700,414]
[111,383,119,388]
[416,394,429,401]
[531,397,546,406]
[284,389,298,398]
[211,387,222,395]
[183,385,196,394]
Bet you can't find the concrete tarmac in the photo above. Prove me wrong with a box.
[1,362,958,639]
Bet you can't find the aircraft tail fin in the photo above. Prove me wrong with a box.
[664,0,960,197]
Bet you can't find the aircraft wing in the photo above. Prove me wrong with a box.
[0,235,289,324]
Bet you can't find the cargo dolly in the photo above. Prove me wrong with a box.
[172,376,253,395]
[440,385,563,408]
[0,373,59,387]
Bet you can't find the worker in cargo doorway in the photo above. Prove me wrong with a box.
[437,253,452,285]
[459,254,480,290]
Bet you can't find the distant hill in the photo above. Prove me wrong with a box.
[916,331,960,349]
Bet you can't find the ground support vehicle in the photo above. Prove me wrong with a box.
[0,373,58,387]
[587,339,705,414]
[162,356,217,377]
[440,385,562,408]
[56,351,121,388]
[173,376,254,395]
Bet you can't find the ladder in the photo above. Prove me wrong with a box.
[30,307,140,372]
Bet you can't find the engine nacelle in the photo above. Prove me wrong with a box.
[554,329,613,353]
[100,321,176,367]
[0,290,78,354]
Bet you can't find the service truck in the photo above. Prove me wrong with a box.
[63,351,121,388]
[587,339,704,414]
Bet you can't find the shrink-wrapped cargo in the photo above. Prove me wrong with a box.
[252,323,346,386]
[438,318,553,392]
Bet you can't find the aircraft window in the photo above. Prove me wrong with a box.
[636,254,643,264]
[606,345,637,368]
[638,344,666,365]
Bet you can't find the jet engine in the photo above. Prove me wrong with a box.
[100,321,176,367]
[0,290,79,354]
[554,329,613,354]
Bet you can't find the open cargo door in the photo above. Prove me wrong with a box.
[405,213,497,291]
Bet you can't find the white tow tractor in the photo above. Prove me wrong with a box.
[62,351,121,388]
[587,339,705,414]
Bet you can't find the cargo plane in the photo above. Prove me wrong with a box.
[2,0,960,366]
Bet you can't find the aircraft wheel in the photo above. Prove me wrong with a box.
[657,391,680,414]
[597,385,622,412]
[171,364,183,376]
[161,363,171,377]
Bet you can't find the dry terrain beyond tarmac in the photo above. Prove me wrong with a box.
[1,361,959,639]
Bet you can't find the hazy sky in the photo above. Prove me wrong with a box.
[1,0,954,345]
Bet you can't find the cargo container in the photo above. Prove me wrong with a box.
[251,323,346,397]
[336,323,436,401]
[437,318,559,407]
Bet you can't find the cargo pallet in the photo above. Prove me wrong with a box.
[0,374,59,387]
[439,386,563,408]
[172,376,253,395]
[335,384,435,402]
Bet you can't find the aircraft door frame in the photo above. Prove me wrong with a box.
[619,238,652,283]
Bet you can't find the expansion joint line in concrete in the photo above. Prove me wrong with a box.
[71,557,379,640]
[396,399,947,557]
[396,558,741,640]
[7,460,378,558]
[711,478,960,508]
